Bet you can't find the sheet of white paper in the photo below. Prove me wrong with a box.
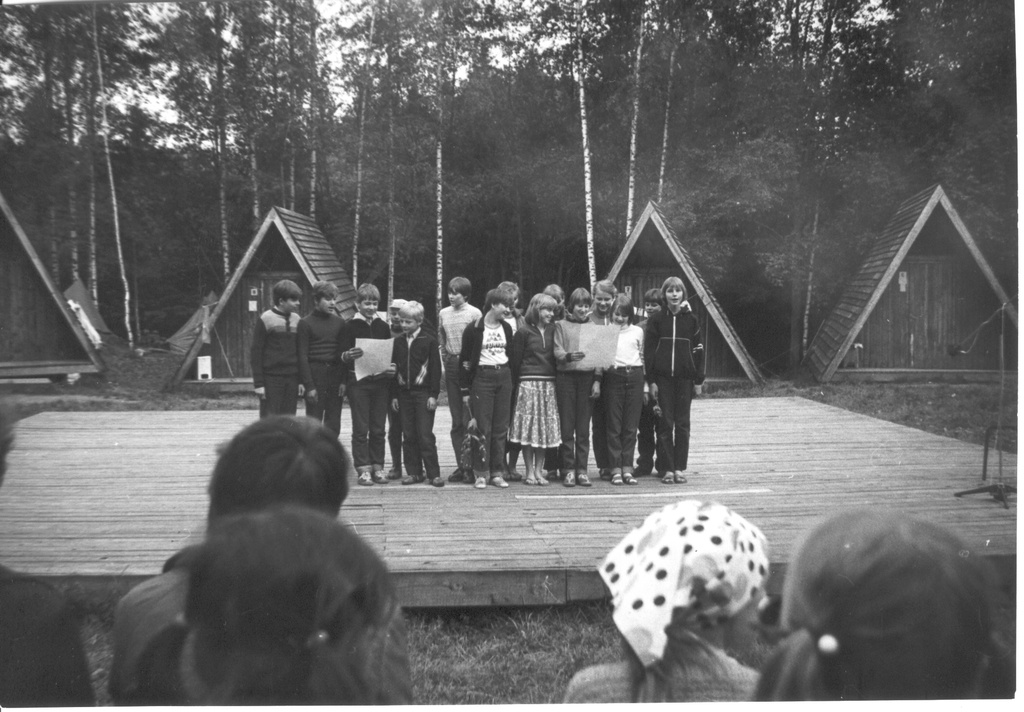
[578,323,620,370]
[354,338,395,381]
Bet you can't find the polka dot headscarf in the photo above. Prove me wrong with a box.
[600,500,770,667]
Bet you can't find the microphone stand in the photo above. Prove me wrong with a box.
[955,304,1015,508]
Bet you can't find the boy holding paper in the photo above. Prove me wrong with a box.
[341,283,396,486]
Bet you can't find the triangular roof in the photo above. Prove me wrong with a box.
[608,200,763,384]
[167,207,355,388]
[64,276,113,336]
[806,184,1018,382]
[167,291,218,355]
[0,190,104,376]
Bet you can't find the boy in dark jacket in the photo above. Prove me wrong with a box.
[390,301,443,487]
[251,279,303,418]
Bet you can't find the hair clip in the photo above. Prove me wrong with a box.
[306,630,330,649]
[817,633,839,656]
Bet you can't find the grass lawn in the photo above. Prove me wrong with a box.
[4,342,1016,704]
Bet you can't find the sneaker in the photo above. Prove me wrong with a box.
[577,473,593,487]
[386,468,402,481]
[563,472,576,487]
[430,477,445,488]
[372,470,389,485]
[474,476,487,489]
[448,468,466,483]
[357,472,373,486]
[490,475,509,488]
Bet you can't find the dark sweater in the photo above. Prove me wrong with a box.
[298,309,347,389]
[0,564,95,707]
[510,323,557,383]
[643,304,705,384]
[390,330,442,399]
[250,307,301,388]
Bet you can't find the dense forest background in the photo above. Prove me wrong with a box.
[0,0,1016,373]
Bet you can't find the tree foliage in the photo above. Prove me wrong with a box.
[0,0,1014,370]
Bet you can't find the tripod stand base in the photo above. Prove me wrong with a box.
[955,482,1016,509]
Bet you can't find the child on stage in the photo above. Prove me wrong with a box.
[459,287,516,489]
[251,279,303,418]
[554,287,598,487]
[438,277,482,482]
[604,294,644,485]
[589,279,617,481]
[644,277,704,484]
[298,281,347,436]
[508,293,560,486]
[390,301,443,487]
[342,284,396,486]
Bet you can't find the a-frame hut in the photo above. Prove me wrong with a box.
[806,185,1017,383]
[64,276,113,337]
[607,201,763,384]
[167,207,356,389]
[0,191,104,378]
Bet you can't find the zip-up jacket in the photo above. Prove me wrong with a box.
[250,308,301,389]
[644,303,705,385]
[341,314,393,385]
[510,323,557,384]
[458,317,514,395]
[390,330,442,400]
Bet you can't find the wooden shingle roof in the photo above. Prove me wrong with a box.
[805,185,1017,382]
[607,200,763,384]
[166,207,354,389]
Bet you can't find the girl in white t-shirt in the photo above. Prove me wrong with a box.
[604,295,645,485]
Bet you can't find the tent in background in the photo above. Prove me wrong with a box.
[64,277,113,337]
[167,291,219,355]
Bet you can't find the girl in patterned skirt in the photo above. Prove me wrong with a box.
[508,293,561,485]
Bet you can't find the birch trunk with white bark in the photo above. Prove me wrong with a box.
[625,0,646,235]
[576,0,596,286]
[93,7,133,348]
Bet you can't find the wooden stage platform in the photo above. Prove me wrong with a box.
[0,397,1015,607]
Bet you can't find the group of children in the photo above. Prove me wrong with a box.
[251,274,707,490]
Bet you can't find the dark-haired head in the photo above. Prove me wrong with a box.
[179,506,403,704]
[756,508,1012,700]
[612,294,636,325]
[207,416,350,522]
[484,287,515,313]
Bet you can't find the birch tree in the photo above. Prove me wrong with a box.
[92,6,133,348]
[624,0,646,235]
[575,0,596,286]
[352,0,378,286]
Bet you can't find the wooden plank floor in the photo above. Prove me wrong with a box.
[0,398,1015,607]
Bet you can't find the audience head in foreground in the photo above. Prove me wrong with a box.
[565,500,770,703]
[136,506,404,704]
[756,507,1014,700]
[207,414,351,521]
